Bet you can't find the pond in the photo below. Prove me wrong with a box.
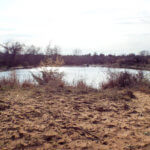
[0,66,149,88]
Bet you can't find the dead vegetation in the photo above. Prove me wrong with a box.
[0,85,150,149]
[101,71,150,92]
[0,71,34,90]
[0,69,150,149]
[32,69,65,88]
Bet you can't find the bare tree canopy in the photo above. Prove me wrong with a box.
[0,41,24,55]
[139,50,150,56]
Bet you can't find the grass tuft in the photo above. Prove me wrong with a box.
[72,79,96,93]
[0,71,19,90]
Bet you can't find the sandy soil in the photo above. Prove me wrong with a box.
[0,88,150,150]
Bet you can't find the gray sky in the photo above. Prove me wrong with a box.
[0,0,150,54]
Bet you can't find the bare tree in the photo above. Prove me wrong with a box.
[45,43,61,56]
[0,41,24,67]
[139,50,150,56]
[0,41,24,55]
[45,43,53,56]
[25,45,40,55]
[53,45,61,55]
[73,49,82,55]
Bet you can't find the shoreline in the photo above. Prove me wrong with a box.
[0,64,149,72]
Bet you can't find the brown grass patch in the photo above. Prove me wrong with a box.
[32,69,65,88]
[0,71,20,90]
[101,71,150,93]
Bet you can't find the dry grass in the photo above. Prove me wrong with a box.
[0,71,35,90]
[0,69,94,93]
[71,79,96,93]
[0,85,150,149]
[0,71,20,90]
[100,89,136,101]
[32,69,65,88]
[32,55,66,89]
[21,79,35,88]
[31,68,97,93]
[0,69,150,149]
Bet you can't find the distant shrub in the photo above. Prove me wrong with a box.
[39,56,64,67]
[101,71,148,89]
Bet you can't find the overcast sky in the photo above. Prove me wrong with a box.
[0,0,150,54]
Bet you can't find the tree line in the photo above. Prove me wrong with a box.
[0,41,149,69]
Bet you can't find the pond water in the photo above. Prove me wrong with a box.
[0,66,149,88]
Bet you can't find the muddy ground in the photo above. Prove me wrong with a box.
[0,87,150,150]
